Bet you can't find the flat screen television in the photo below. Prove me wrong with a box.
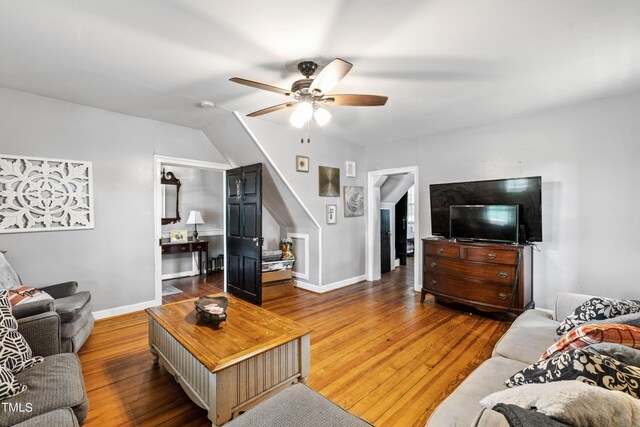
[450,205,519,243]
[430,176,542,242]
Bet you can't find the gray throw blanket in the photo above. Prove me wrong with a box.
[493,404,570,427]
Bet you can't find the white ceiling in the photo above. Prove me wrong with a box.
[1,0,639,146]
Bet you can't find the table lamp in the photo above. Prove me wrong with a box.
[186,210,204,240]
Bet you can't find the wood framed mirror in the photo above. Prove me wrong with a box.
[161,169,181,225]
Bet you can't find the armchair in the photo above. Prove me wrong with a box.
[12,281,94,353]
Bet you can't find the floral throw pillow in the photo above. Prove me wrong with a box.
[541,324,640,360]
[506,348,640,398]
[556,298,640,335]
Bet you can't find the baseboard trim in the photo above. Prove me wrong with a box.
[294,274,367,294]
[93,300,157,320]
[161,270,197,280]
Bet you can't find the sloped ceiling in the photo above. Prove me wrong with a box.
[0,0,639,146]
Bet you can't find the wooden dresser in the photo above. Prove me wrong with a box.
[421,239,533,312]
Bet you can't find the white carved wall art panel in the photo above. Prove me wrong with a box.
[0,154,94,233]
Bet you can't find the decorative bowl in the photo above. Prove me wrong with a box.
[194,296,228,328]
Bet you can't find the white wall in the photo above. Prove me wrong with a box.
[245,119,367,286]
[366,90,640,310]
[0,88,228,311]
[262,208,281,250]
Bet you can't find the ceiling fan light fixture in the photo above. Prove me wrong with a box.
[289,101,313,128]
[313,106,331,126]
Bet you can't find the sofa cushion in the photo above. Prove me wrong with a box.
[492,310,559,364]
[426,357,528,427]
[556,297,640,335]
[0,365,25,401]
[54,292,91,324]
[541,323,640,360]
[13,408,79,427]
[0,353,88,426]
[506,348,640,398]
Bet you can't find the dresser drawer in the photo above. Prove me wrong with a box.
[424,273,514,308]
[424,242,460,259]
[162,244,190,254]
[424,255,516,285]
[464,247,518,265]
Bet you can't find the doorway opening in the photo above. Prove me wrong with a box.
[367,166,420,291]
[153,155,231,305]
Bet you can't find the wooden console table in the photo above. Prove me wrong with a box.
[161,240,209,276]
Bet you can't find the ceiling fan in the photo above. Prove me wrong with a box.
[229,58,388,128]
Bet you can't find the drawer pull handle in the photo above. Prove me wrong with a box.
[180,247,187,251]
[437,247,444,254]
[487,253,497,260]
[431,279,437,286]
[498,292,508,300]
[498,271,508,278]
[430,262,438,269]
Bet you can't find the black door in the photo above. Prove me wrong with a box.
[395,192,408,266]
[380,209,391,274]
[226,163,263,305]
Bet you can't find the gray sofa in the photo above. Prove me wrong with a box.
[427,292,596,426]
[0,302,89,426]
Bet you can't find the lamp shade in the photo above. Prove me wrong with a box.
[186,210,204,225]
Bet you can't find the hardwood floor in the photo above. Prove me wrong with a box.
[80,264,510,426]
[162,272,224,304]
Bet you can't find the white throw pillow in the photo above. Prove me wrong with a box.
[0,253,21,291]
[480,381,640,427]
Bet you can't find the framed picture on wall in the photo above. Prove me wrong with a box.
[345,161,356,177]
[326,204,337,224]
[296,155,309,172]
[319,166,340,196]
[344,186,364,217]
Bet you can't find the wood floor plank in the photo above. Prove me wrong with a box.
[79,262,510,426]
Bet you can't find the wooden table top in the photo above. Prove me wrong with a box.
[145,293,312,373]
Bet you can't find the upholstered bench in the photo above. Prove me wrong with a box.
[226,383,372,427]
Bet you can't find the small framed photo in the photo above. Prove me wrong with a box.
[345,161,356,177]
[296,155,309,172]
[326,204,337,224]
[170,230,188,242]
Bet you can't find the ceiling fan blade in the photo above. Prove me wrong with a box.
[321,94,388,106]
[229,77,291,96]
[309,58,353,95]
[246,102,295,117]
